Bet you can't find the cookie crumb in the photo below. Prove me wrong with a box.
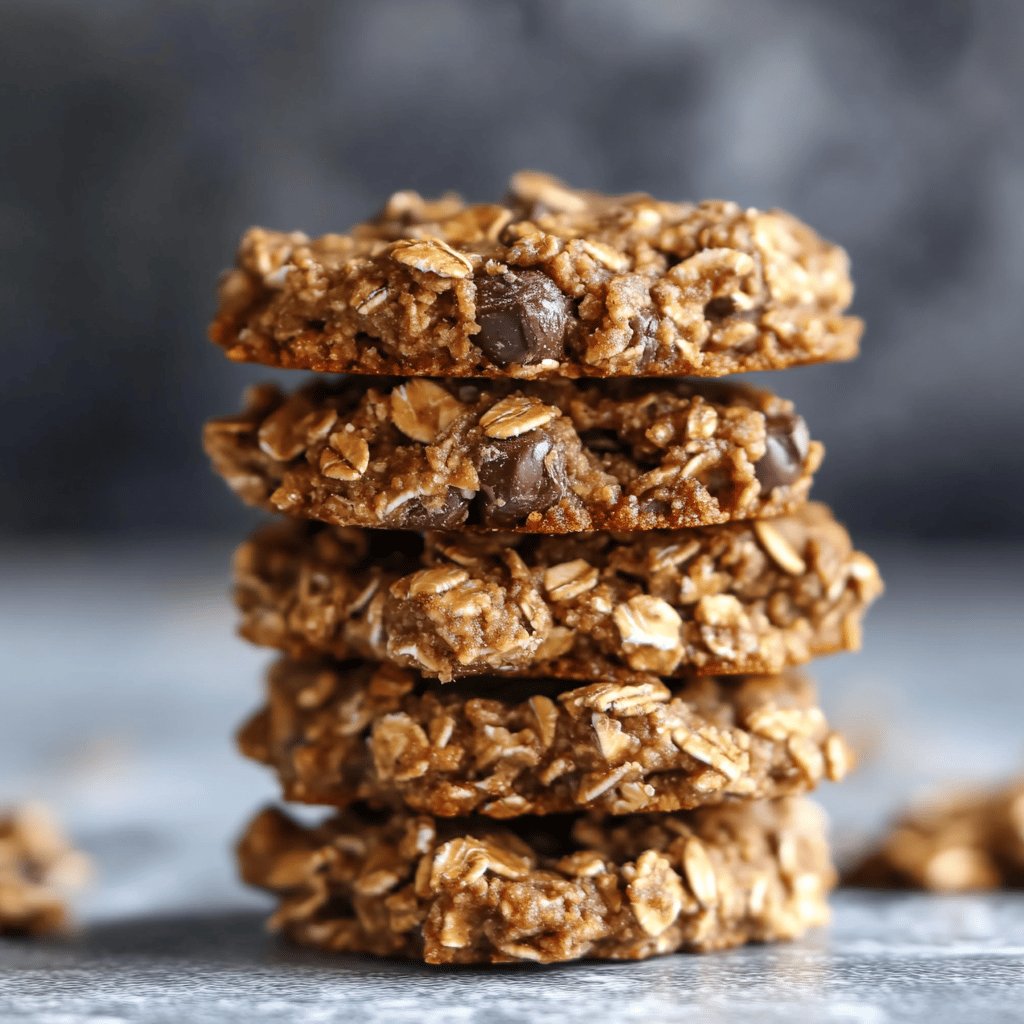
[847,778,1024,890]
[0,803,91,936]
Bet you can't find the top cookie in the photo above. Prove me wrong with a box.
[211,172,861,379]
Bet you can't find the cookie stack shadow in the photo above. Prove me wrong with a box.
[203,172,882,965]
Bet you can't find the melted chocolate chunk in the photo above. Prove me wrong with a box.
[394,490,470,529]
[473,270,573,366]
[475,430,567,527]
[755,414,810,491]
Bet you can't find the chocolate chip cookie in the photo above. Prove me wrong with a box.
[204,376,822,534]
[239,660,851,818]
[209,171,880,967]
[232,503,882,681]
[238,797,834,964]
[211,172,860,380]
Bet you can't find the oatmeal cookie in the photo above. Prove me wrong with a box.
[203,376,822,534]
[232,503,882,681]
[848,779,1024,890]
[238,797,834,964]
[211,172,860,380]
[239,659,852,818]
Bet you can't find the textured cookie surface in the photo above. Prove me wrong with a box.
[233,503,882,681]
[238,797,834,964]
[240,660,851,817]
[204,376,822,534]
[211,171,860,379]
[848,779,1024,891]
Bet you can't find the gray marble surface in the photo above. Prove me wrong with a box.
[1,538,1023,1021]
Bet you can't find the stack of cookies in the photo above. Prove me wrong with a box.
[204,172,882,965]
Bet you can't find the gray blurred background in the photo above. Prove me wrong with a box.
[2,0,1022,540]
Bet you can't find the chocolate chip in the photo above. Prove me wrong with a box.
[394,490,470,529]
[703,297,736,321]
[629,307,660,369]
[473,270,573,366]
[475,430,567,527]
[755,414,810,491]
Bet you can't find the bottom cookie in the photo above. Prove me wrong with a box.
[238,798,834,964]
